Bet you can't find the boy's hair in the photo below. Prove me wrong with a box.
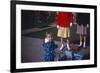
[45,32,52,37]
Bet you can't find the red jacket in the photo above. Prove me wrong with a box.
[56,12,73,27]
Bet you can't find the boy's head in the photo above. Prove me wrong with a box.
[45,32,52,38]
[45,32,53,42]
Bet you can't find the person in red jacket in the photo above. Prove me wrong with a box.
[56,12,74,50]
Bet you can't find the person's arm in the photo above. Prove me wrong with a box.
[70,13,74,27]
[43,38,49,48]
[55,12,60,29]
[52,41,58,49]
[70,22,72,27]
[73,13,77,25]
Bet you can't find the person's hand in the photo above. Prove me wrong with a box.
[44,37,52,43]
[44,38,49,43]
[57,25,59,29]
[70,22,72,27]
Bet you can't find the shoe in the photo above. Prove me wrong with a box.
[67,47,71,51]
[78,45,83,49]
[83,46,87,49]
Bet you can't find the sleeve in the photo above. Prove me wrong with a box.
[43,41,51,50]
[52,41,58,49]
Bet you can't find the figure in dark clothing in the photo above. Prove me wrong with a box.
[43,32,58,61]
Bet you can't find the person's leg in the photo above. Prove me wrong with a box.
[50,54,55,61]
[66,37,71,50]
[79,34,83,47]
[83,26,87,48]
[57,27,65,50]
[59,37,64,50]
[83,35,86,48]
[66,28,71,50]
[45,55,48,61]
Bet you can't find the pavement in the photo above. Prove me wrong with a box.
[21,23,90,63]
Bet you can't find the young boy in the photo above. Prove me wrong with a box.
[42,32,58,61]
[56,12,74,50]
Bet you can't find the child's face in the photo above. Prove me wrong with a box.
[46,34,52,42]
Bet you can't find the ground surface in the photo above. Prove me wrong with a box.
[21,24,90,63]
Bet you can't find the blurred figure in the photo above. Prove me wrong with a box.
[42,32,58,61]
[76,13,90,48]
[56,12,75,50]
